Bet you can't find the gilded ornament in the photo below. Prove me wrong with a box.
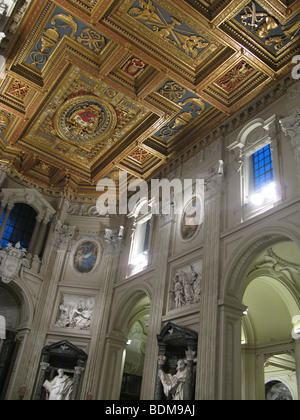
[256,16,279,38]
[159,81,186,102]
[54,95,117,145]
[265,14,300,50]
[0,111,10,127]
[172,111,193,129]
[241,2,268,30]
[179,97,205,113]
[28,8,108,68]
[239,2,299,51]
[76,28,106,54]
[216,61,254,92]
[128,0,209,59]
[50,13,78,39]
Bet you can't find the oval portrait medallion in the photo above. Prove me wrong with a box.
[74,240,99,274]
[54,95,117,144]
[180,196,202,241]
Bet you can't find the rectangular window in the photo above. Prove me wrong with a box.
[252,144,274,192]
[129,217,151,276]
[132,219,150,260]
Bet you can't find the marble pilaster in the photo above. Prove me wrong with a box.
[195,167,224,400]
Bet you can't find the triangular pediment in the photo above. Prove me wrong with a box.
[157,322,198,346]
[42,340,88,362]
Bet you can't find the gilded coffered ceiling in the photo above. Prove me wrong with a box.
[0,0,299,201]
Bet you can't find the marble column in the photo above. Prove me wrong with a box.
[294,340,300,399]
[71,366,85,401]
[195,168,224,400]
[27,215,43,256]
[154,353,166,400]
[217,297,247,400]
[34,360,50,400]
[184,349,196,400]
[99,334,127,400]
[280,109,300,191]
[256,354,267,400]
[86,235,126,401]
[141,213,174,400]
[32,215,50,258]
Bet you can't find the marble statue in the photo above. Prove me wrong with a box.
[158,359,187,400]
[43,369,73,400]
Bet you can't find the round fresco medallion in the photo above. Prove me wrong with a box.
[74,240,99,274]
[54,95,117,144]
[180,196,202,241]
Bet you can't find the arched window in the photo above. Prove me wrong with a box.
[0,203,37,249]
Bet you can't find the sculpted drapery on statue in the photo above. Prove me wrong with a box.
[158,359,187,400]
[43,369,74,401]
[156,323,198,401]
[35,341,88,401]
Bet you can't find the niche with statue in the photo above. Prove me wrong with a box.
[155,322,198,401]
[34,340,88,400]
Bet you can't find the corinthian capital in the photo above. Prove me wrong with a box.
[280,109,300,140]
[51,220,76,250]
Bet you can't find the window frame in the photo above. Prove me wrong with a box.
[228,115,283,222]
[0,202,37,249]
[243,136,274,207]
[127,198,153,277]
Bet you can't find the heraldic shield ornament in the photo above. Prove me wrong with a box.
[0,242,30,284]
[54,95,117,145]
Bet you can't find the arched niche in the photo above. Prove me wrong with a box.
[100,288,151,400]
[34,340,88,401]
[121,294,150,400]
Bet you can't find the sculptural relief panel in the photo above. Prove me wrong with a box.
[168,259,202,312]
[54,293,95,331]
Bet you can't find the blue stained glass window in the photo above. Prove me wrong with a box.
[252,144,274,192]
[0,203,37,249]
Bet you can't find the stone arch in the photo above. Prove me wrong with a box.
[0,279,34,331]
[222,225,300,302]
[111,287,151,336]
[219,226,300,400]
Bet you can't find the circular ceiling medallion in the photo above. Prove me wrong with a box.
[54,95,117,144]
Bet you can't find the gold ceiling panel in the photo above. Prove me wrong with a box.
[0,0,299,201]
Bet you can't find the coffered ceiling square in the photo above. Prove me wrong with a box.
[0,0,298,201]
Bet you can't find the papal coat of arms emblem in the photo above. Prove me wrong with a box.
[66,103,104,136]
[54,95,117,144]
[0,242,30,284]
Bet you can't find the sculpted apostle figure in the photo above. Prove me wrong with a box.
[43,369,74,400]
[158,359,187,400]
